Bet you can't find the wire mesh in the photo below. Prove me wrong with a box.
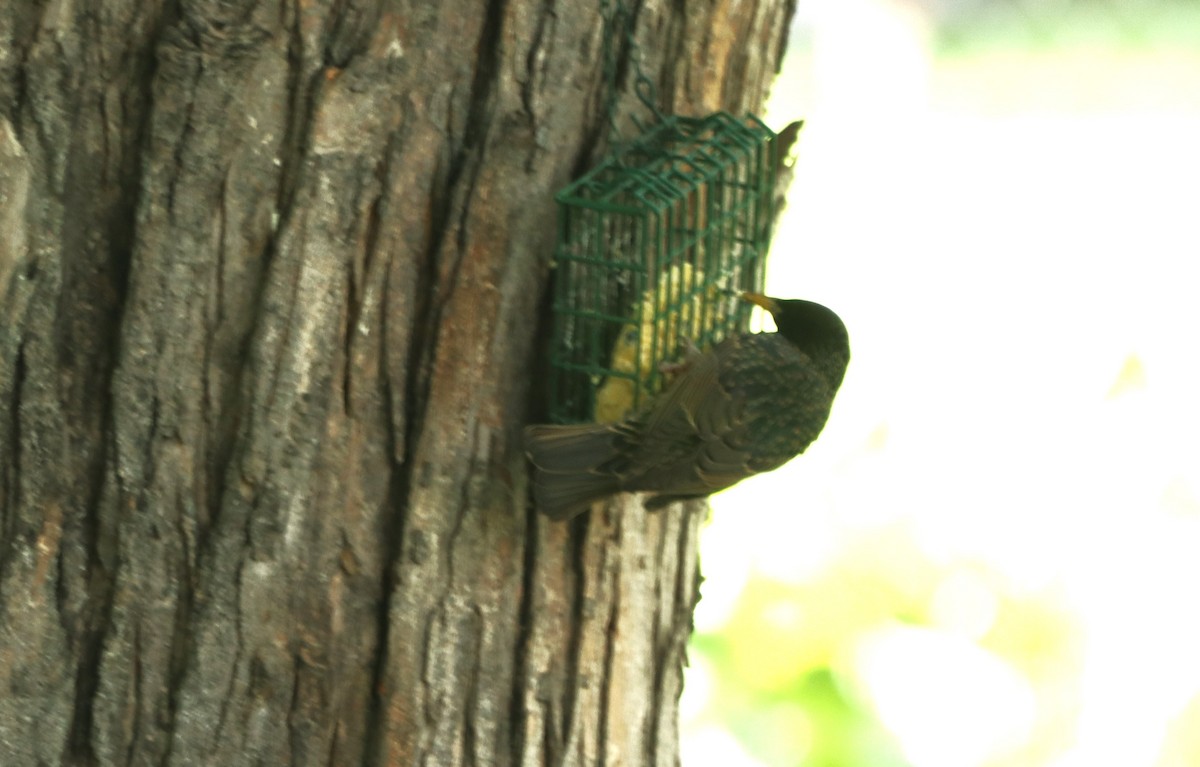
[548,112,780,424]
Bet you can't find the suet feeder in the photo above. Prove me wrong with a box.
[547,112,781,424]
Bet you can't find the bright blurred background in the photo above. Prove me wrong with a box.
[682,1,1200,765]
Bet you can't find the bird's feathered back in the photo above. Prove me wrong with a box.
[525,295,850,520]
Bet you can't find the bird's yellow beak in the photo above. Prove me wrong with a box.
[739,292,780,315]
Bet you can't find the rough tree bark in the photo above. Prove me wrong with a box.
[0,1,795,765]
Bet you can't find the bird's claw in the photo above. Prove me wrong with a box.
[659,336,702,378]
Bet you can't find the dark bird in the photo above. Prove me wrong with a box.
[525,293,850,520]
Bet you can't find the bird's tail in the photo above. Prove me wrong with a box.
[524,423,623,520]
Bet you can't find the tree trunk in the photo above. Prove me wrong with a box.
[0,1,794,765]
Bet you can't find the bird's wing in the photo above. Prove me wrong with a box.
[621,338,752,494]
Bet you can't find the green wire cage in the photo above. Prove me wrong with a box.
[547,112,780,424]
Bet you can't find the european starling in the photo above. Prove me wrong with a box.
[525,292,850,520]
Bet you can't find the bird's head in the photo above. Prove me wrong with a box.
[740,292,850,386]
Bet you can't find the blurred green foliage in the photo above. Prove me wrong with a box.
[935,0,1200,53]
